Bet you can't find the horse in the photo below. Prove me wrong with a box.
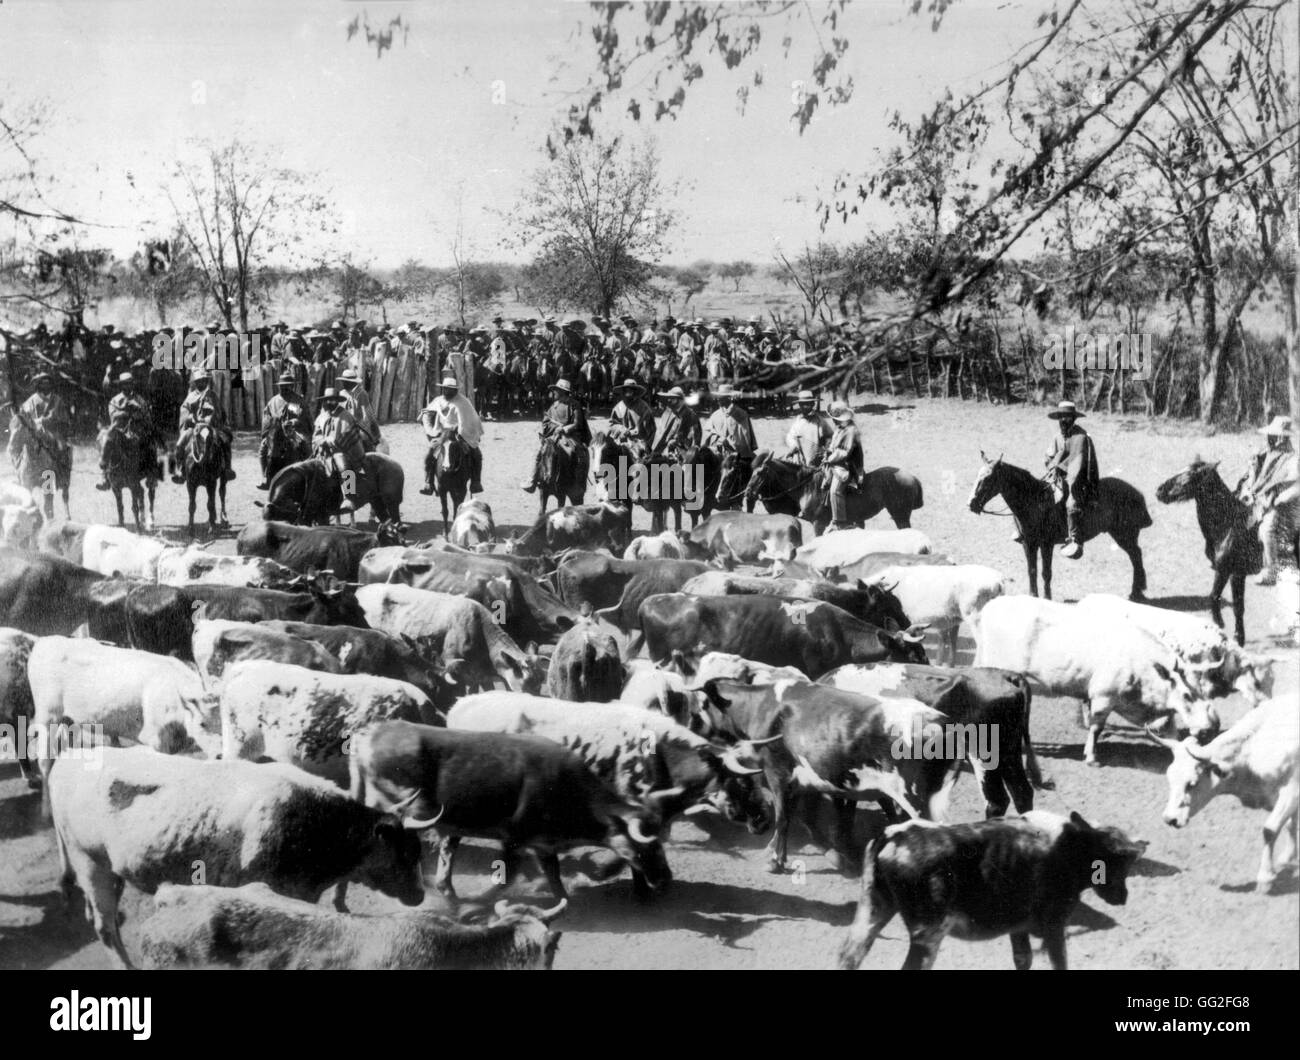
[590,433,721,533]
[426,429,471,538]
[609,347,635,392]
[1156,458,1264,646]
[714,449,755,512]
[505,350,531,416]
[261,451,404,527]
[578,355,606,408]
[96,420,156,531]
[968,450,1151,601]
[533,434,586,517]
[745,449,924,534]
[177,420,227,536]
[263,416,310,487]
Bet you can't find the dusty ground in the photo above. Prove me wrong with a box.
[2,395,1296,970]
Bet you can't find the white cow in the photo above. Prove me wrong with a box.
[219,660,434,786]
[794,528,932,574]
[0,482,35,508]
[27,636,215,803]
[81,525,176,580]
[869,564,1004,664]
[974,596,1217,766]
[448,499,496,551]
[1152,696,1298,892]
[623,531,687,561]
[0,503,42,550]
[156,548,304,589]
[1078,594,1272,705]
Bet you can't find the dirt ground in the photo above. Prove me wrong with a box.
[2,395,1296,970]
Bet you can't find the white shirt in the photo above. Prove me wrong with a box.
[421,393,483,447]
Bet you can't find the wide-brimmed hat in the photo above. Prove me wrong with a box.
[319,387,341,402]
[1258,415,1293,437]
[563,319,587,331]
[657,386,686,401]
[1047,400,1084,420]
[118,371,136,383]
[794,390,816,404]
[32,371,53,386]
[713,383,734,398]
[830,403,854,424]
[190,368,210,382]
[331,320,345,330]
[277,371,296,385]
[550,379,572,394]
[439,375,459,389]
[338,369,360,385]
[617,379,644,394]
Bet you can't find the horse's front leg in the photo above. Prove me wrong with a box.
[186,484,198,537]
[440,494,450,539]
[145,484,156,533]
[1207,564,1230,630]
[1230,571,1247,647]
[1023,541,1039,597]
[206,484,217,533]
[1040,544,1054,601]
[113,488,125,527]
[218,478,228,525]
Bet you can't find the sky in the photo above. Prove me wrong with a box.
[2,0,1053,269]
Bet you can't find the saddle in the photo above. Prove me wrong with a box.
[434,432,468,474]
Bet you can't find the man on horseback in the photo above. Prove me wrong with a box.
[257,370,310,490]
[649,386,701,461]
[521,379,590,493]
[171,368,235,486]
[1239,415,1299,586]
[1044,400,1098,559]
[312,388,366,514]
[782,390,832,465]
[822,403,865,531]
[8,372,72,519]
[704,384,757,510]
[608,380,655,452]
[419,375,484,497]
[338,369,382,453]
[99,372,157,492]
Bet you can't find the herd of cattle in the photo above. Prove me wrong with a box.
[0,486,1296,970]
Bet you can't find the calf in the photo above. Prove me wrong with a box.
[0,626,37,784]
[511,501,633,555]
[794,528,933,575]
[545,618,624,702]
[695,678,959,873]
[449,499,496,550]
[681,570,911,631]
[632,593,928,677]
[555,552,708,616]
[138,882,564,970]
[679,511,802,565]
[820,663,1042,817]
[838,813,1147,970]
[81,525,174,580]
[974,595,1217,766]
[49,747,426,966]
[157,548,305,590]
[866,564,1004,664]
[349,721,671,901]
[356,584,546,693]
[1151,696,1298,892]
[623,531,686,561]
[236,519,405,580]
[219,661,434,785]
[192,619,344,689]
[186,576,370,628]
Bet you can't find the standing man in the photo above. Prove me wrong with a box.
[521,379,589,493]
[312,388,365,513]
[608,379,656,452]
[418,375,484,496]
[783,390,832,466]
[257,370,311,490]
[822,403,864,531]
[9,371,72,519]
[703,383,757,509]
[1239,415,1299,585]
[1044,400,1098,559]
[337,368,382,453]
[172,368,235,485]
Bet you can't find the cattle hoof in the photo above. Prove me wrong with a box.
[1085,757,1101,769]
[26,778,42,791]
[1256,874,1277,893]
[766,860,787,875]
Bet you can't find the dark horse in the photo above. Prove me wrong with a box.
[264,417,310,487]
[425,430,470,538]
[262,451,404,526]
[745,448,924,534]
[590,432,721,533]
[97,419,158,531]
[1156,458,1262,646]
[532,434,587,517]
[969,451,1151,601]
[177,421,227,536]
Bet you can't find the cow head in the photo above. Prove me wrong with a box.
[375,520,409,547]
[1149,660,1219,743]
[501,642,549,695]
[1147,730,1225,828]
[1218,650,1274,707]
[880,625,930,664]
[1062,811,1147,906]
[695,740,779,834]
[308,571,370,628]
[360,804,430,907]
[596,798,673,893]
[857,579,911,631]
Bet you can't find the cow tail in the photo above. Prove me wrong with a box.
[838,831,890,970]
[1009,672,1050,791]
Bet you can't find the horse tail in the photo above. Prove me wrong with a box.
[911,474,924,511]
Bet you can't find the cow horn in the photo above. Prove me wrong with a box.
[747,735,784,747]
[390,789,423,812]
[402,803,446,831]
[1183,739,1213,761]
[625,815,658,845]
[537,899,568,925]
[1140,725,1182,752]
[717,748,764,776]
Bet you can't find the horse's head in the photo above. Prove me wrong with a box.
[1156,457,1220,505]
[968,449,1006,514]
